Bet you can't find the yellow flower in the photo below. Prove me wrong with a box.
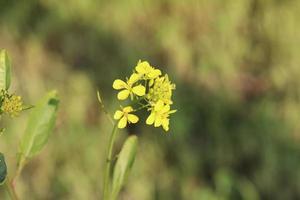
[135,60,161,80]
[147,74,175,105]
[146,100,176,131]
[114,106,139,129]
[113,73,146,100]
[1,95,23,117]
[112,60,176,132]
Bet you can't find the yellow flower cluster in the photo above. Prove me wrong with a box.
[1,94,23,117]
[113,60,176,131]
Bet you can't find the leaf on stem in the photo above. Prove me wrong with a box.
[111,135,138,199]
[18,91,59,163]
[0,153,7,184]
[0,49,11,90]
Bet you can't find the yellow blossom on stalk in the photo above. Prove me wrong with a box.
[146,100,176,131]
[147,74,175,105]
[112,60,176,131]
[114,106,139,129]
[135,60,161,80]
[1,94,23,117]
[113,73,145,100]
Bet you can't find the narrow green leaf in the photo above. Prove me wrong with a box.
[0,49,11,90]
[0,153,7,184]
[111,135,138,200]
[19,90,59,160]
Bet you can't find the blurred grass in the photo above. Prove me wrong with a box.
[0,0,300,199]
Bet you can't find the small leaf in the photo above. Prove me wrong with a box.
[0,153,7,184]
[0,49,11,90]
[19,90,59,161]
[111,135,138,200]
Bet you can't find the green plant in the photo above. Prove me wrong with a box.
[0,50,59,200]
[0,51,175,200]
[99,60,176,200]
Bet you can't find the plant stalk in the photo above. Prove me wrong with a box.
[5,179,19,200]
[12,156,26,186]
[103,123,118,200]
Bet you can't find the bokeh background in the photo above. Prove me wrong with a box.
[0,0,300,199]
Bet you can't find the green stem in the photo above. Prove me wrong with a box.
[134,103,150,112]
[97,91,114,125]
[5,179,19,200]
[12,159,24,187]
[103,123,118,200]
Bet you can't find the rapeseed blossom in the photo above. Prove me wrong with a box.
[114,106,139,129]
[146,100,176,131]
[135,60,161,80]
[112,60,176,132]
[147,74,175,105]
[113,73,145,100]
[1,94,23,117]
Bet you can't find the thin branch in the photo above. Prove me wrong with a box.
[5,178,19,200]
[97,91,114,126]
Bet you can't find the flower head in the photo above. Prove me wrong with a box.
[114,106,139,129]
[113,73,145,100]
[113,60,176,131]
[1,94,23,117]
[147,74,175,105]
[135,60,161,80]
[146,100,176,131]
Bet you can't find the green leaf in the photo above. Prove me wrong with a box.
[0,49,11,90]
[19,90,59,161]
[111,135,138,200]
[0,153,7,184]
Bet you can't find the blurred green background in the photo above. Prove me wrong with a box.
[1,0,300,199]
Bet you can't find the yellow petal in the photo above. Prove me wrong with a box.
[161,104,170,113]
[118,116,127,129]
[128,73,140,85]
[154,100,164,111]
[167,99,173,105]
[132,85,146,96]
[162,118,169,131]
[114,110,123,120]
[146,113,155,125]
[136,61,150,74]
[169,109,177,114]
[123,106,133,113]
[154,117,162,127]
[128,114,139,123]
[135,64,145,74]
[148,69,161,78]
[149,79,154,87]
[117,89,130,100]
[113,79,126,89]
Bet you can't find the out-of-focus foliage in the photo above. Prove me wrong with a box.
[0,50,11,91]
[112,135,138,200]
[0,0,300,199]
[19,90,59,160]
[0,153,7,184]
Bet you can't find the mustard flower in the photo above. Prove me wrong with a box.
[114,106,139,129]
[135,60,161,81]
[113,73,146,100]
[112,60,176,131]
[146,100,176,131]
[1,94,23,117]
[147,74,175,105]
